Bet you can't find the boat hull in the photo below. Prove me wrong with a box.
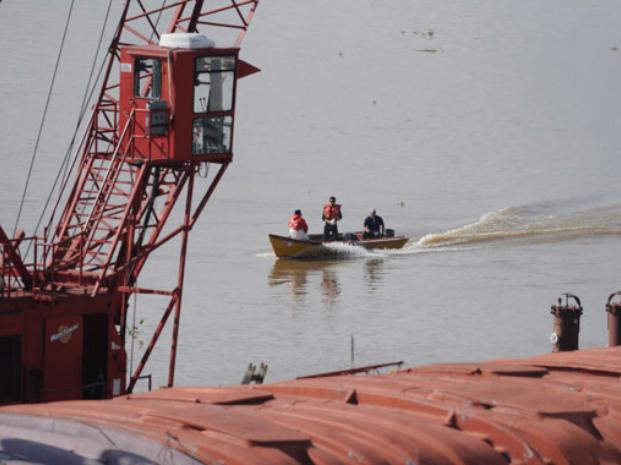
[269,233,409,259]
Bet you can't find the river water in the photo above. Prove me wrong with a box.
[0,1,620,388]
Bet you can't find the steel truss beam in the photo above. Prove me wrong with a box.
[39,0,259,391]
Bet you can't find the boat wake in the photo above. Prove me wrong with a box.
[415,202,621,250]
[259,201,621,260]
[322,241,385,257]
[298,241,384,260]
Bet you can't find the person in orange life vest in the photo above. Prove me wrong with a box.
[288,209,309,240]
[322,196,342,240]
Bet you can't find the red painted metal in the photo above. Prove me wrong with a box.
[1,347,621,464]
[0,226,31,290]
[43,316,84,402]
[0,0,260,404]
[118,46,240,164]
[0,291,125,404]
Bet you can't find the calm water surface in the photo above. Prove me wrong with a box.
[0,1,620,387]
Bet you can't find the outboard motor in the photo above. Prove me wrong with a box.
[343,232,357,241]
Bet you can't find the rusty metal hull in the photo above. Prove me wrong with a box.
[1,346,621,464]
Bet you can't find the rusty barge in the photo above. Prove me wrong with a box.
[0,346,621,464]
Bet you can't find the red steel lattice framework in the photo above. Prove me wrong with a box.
[0,0,260,396]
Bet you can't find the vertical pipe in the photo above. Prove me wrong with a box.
[550,293,583,352]
[167,171,194,387]
[350,334,355,366]
[606,291,621,347]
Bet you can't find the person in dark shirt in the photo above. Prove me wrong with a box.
[363,208,384,239]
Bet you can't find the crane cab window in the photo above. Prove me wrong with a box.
[193,116,232,155]
[194,56,235,113]
[134,57,162,99]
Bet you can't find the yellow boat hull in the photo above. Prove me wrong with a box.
[268,234,410,259]
[269,235,323,258]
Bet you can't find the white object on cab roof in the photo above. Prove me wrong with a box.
[159,33,216,49]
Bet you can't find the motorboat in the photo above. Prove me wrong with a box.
[269,230,409,259]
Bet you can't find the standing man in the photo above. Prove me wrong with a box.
[322,196,342,240]
[363,208,384,239]
[288,209,309,240]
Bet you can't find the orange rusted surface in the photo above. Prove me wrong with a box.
[1,347,621,464]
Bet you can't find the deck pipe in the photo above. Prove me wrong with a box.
[550,293,583,352]
[606,291,621,347]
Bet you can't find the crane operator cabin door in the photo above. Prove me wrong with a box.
[131,56,170,160]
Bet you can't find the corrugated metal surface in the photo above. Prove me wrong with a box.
[1,347,621,464]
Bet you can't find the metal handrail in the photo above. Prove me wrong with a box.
[135,374,153,392]
[40,380,106,398]
[297,361,404,380]
[0,230,90,296]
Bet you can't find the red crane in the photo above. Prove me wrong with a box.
[0,0,260,404]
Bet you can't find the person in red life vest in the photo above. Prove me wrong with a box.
[288,209,309,240]
[322,196,342,240]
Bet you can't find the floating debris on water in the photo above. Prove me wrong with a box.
[402,29,435,37]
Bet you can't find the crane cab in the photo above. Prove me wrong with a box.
[119,33,239,164]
